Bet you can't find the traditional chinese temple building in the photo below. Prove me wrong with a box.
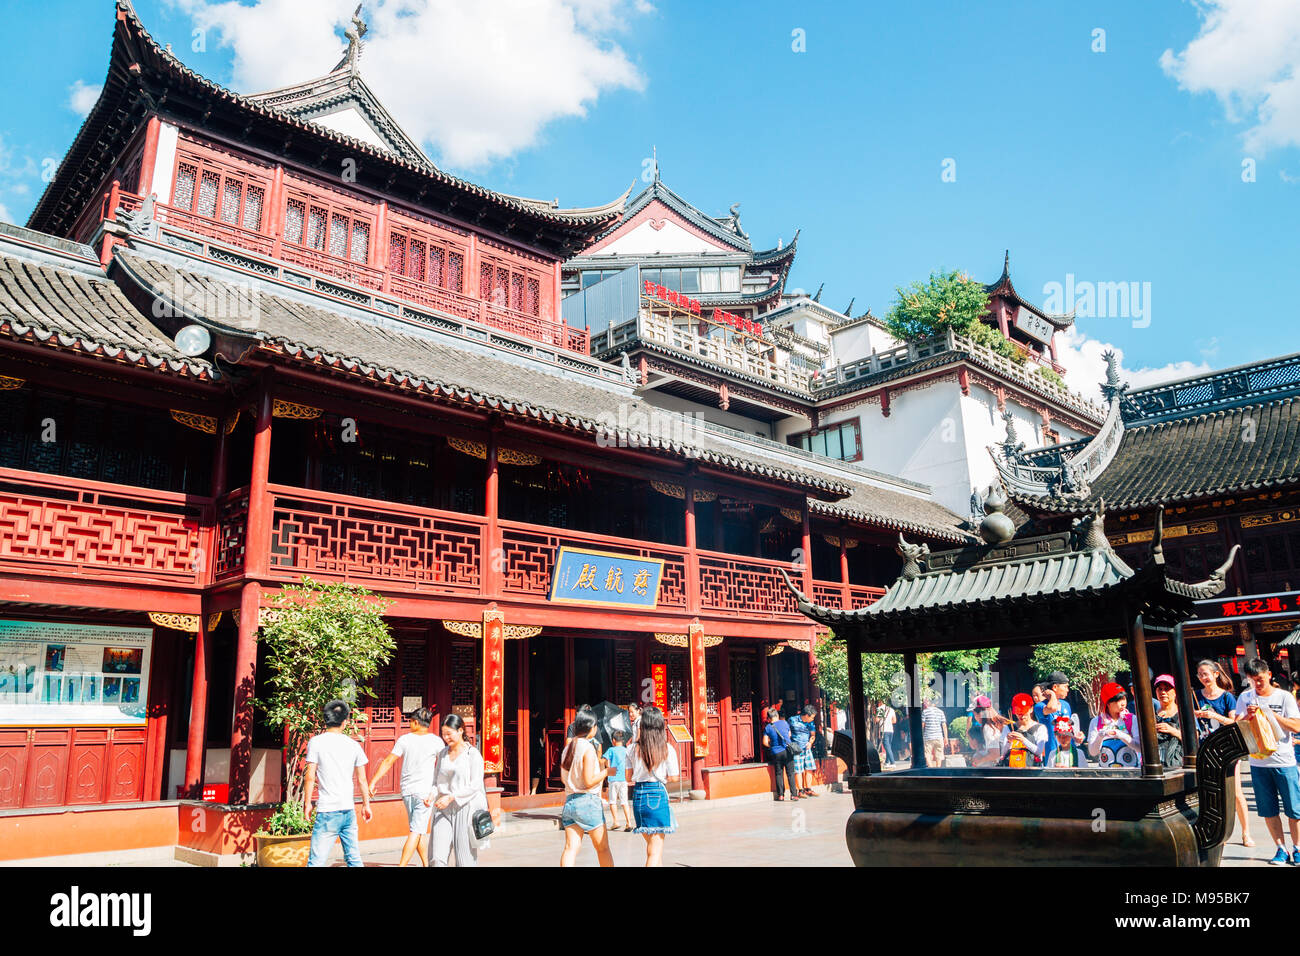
[997,350,1300,678]
[0,2,976,861]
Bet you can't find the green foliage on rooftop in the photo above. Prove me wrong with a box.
[884,269,1022,364]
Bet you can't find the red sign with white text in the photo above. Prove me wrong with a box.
[688,626,708,758]
[482,610,505,773]
[643,279,701,315]
[652,662,668,714]
[712,308,764,339]
[1197,591,1300,623]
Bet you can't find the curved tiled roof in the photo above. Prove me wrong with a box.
[809,481,973,544]
[1012,397,1300,514]
[29,2,625,252]
[113,250,853,497]
[0,241,214,380]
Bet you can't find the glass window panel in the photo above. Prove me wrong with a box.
[661,269,680,291]
[642,269,659,286]
[721,268,740,292]
[824,427,843,460]
[680,268,700,293]
[700,267,720,293]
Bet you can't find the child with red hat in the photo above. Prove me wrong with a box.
[999,693,1047,768]
[1087,682,1141,768]
[1044,713,1088,767]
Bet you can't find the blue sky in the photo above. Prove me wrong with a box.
[1,0,1296,390]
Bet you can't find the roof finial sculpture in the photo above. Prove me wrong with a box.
[999,409,1025,462]
[897,534,930,580]
[1071,498,1111,551]
[1100,349,1128,403]
[337,4,368,74]
[651,145,659,182]
[979,484,1015,545]
[1150,507,1165,562]
[728,203,748,241]
[812,282,823,302]
[844,297,855,316]
[1185,545,1242,599]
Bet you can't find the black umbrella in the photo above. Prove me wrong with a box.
[591,701,632,751]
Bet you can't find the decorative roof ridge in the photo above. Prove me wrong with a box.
[33,3,627,239]
[596,179,755,252]
[0,222,104,275]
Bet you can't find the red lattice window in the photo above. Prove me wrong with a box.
[282,186,373,263]
[387,218,467,291]
[479,253,546,317]
[170,148,271,232]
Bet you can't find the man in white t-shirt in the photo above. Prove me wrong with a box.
[304,699,372,867]
[1233,659,1300,866]
[875,704,897,767]
[367,707,445,867]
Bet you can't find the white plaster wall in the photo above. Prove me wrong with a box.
[151,122,179,202]
[960,387,1046,500]
[311,108,392,153]
[600,219,726,256]
[830,322,902,366]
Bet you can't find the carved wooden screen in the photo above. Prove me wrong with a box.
[704,649,723,766]
[282,181,374,264]
[171,142,272,234]
[450,641,478,746]
[387,214,467,293]
[478,251,548,318]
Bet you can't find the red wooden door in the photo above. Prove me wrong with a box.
[66,729,109,805]
[704,650,723,767]
[728,652,757,763]
[0,730,28,808]
[105,728,147,802]
[24,730,70,807]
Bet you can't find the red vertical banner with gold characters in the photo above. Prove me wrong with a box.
[652,663,668,714]
[481,605,505,774]
[688,620,708,757]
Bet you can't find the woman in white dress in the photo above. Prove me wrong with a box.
[424,713,490,867]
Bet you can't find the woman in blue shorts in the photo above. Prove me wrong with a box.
[626,705,679,866]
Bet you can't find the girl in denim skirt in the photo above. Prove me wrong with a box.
[626,705,679,867]
[559,710,615,867]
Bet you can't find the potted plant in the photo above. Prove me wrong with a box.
[252,577,394,867]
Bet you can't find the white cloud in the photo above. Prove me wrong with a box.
[0,200,12,224]
[173,0,648,169]
[1055,327,1212,405]
[1160,0,1300,154]
[67,80,102,117]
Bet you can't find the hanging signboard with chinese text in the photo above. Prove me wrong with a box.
[1013,307,1054,345]
[1196,591,1300,624]
[653,663,668,713]
[481,608,505,774]
[549,547,665,609]
[688,624,709,757]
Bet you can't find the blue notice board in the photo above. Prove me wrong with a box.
[548,547,665,609]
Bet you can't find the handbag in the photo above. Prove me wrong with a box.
[471,808,495,841]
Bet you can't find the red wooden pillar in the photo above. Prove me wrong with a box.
[516,637,529,796]
[718,641,733,766]
[229,582,262,802]
[185,411,230,797]
[100,180,121,266]
[268,165,286,259]
[839,526,851,610]
[374,200,390,293]
[143,629,173,801]
[137,115,161,198]
[483,424,501,598]
[230,384,273,803]
[683,475,700,615]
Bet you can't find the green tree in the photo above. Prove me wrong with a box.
[884,270,1022,364]
[257,577,395,822]
[1037,365,1066,389]
[1029,640,1125,720]
[930,647,1000,701]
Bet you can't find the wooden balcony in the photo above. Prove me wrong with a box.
[0,471,884,620]
[0,467,209,589]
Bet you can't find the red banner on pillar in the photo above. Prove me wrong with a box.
[482,607,505,774]
[689,622,708,758]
